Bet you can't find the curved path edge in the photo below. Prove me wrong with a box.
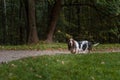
[0,50,120,63]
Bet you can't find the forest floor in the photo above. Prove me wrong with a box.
[0,49,120,63]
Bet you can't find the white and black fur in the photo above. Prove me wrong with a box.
[68,38,99,54]
[68,38,79,53]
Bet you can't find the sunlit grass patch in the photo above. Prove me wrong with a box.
[0,52,120,80]
[0,43,67,50]
[0,43,120,51]
[94,44,120,51]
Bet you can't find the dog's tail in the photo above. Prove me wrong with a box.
[93,43,99,46]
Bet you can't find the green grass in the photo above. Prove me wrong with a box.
[0,43,120,50]
[0,52,120,80]
[0,43,67,50]
[94,44,120,49]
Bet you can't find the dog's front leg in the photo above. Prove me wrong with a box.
[78,49,80,54]
[73,48,78,54]
[76,48,80,54]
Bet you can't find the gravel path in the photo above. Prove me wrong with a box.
[0,49,120,63]
[0,50,70,63]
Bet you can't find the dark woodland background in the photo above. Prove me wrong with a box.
[0,0,120,45]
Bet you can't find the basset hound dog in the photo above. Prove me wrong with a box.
[68,38,99,54]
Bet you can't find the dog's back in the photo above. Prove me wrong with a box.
[78,41,87,51]
[78,41,93,52]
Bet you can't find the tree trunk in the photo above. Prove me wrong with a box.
[19,0,24,44]
[2,0,7,44]
[27,0,39,44]
[46,0,62,43]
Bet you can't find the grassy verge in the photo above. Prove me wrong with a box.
[94,44,120,49]
[0,52,120,80]
[0,43,67,50]
[0,43,120,50]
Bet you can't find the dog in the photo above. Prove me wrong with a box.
[68,38,99,54]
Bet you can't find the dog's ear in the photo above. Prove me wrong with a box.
[67,39,70,50]
[72,39,75,47]
[68,44,71,50]
[68,40,71,50]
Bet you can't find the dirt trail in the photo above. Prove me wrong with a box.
[0,49,120,63]
[0,50,69,63]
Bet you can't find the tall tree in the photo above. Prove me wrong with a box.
[46,0,62,43]
[27,0,39,44]
[2,0,7,44]
[19,0,26,44]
